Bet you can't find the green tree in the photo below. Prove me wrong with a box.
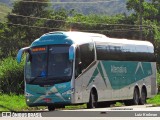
[44,8,69,30]
[7,0,52,44]
[67,13,143,39]
[0,0,52,58]
[126,0,160,69]
[126,0,159,22]
[126,0,160,41]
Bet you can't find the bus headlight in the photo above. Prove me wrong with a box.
[25,92,34,97]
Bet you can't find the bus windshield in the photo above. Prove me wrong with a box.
[25,45,72,84]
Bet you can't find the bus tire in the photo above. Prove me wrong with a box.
[139,87,147,105]
[124,88,139,106]
[132,87,140,105]
[87,90,98,109]
[48,105,55,111]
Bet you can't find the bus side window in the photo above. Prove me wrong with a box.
[75,47,82,78]
[79,43,95,71]
[75,43,95,78]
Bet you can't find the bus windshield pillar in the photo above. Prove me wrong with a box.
[69,45,76,61]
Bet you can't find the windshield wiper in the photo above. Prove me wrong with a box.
[28,75,43,84]
[28,70,47,84]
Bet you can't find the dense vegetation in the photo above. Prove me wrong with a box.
[0,0,159,94]
[0,57,24,94]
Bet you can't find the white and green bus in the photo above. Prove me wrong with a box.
[17,31,157,111]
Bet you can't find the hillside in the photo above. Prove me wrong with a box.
[51,0,128,15]
[0,0,128,15]
[0,0,13,7]
[0,3,11,21]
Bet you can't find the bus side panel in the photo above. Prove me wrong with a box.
[150,62,157,97]
[73,61,113,104]
[73,62,99,104]
[73,61,156,104]
[82,61,113,102]
[126,62,157,99]
[117,62,156,100]
[97,61,154,101]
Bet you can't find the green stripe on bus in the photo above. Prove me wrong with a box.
[97,62,107,87]
[102,61,152,89]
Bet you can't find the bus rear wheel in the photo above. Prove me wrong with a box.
[48,105,55,111]
[87,90,97,109]
[139,88,147,105]
[132,88,140,105]
[124,88,139,106]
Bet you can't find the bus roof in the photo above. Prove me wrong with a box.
[31,31,153,48]
[31,31,106,47]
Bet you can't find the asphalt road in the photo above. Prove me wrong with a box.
[1,104,160,120]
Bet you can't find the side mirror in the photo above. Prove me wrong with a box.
[69,44,76,61]
[17,47,30,63]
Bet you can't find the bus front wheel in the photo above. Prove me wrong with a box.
[87,90,98,109]
[48,105,55,111]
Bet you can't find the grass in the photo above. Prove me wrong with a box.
[65,104,86,110]
[114,102,123,107]
[0,94,28,111]
[147,94,160,106]
[0,94,46,111]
